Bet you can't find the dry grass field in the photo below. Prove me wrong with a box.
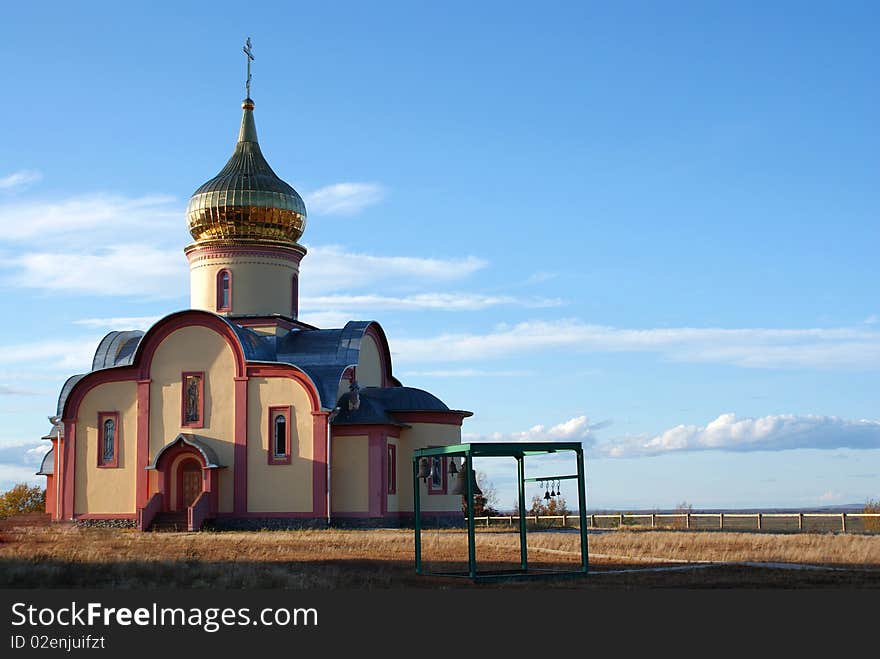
[1,524,879,588]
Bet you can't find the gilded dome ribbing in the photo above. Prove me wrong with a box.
[186,98,307,245]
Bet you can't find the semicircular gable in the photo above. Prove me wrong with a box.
[132,310,250,379]
[62,310,254,420]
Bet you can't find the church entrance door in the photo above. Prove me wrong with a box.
[178,459,203,509]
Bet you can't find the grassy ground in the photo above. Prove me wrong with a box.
[1,524,878,588]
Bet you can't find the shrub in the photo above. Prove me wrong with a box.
[0,484,45,519]
[864,499,880,532]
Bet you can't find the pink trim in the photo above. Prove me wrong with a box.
[74,513,137,520]
[185,243,306,265]
[176,457,203,510]
[246,365,322,410]
[214,512,321,519]
[137,492,163,531]
[245,363,325,517]
[136,379,150,509]
[312,411,329,519]
[387,444,397,495]
[133,311,249,380]
[60,311,250,520]
[392,411,470,426]
[332,424,400,438]
[368,432,385,516]
[329,425,398,516]
[216,269,232,312]
[427,453,447,495]
[62,422,75,520]
[268,405,292,465]
[332,511,460,518]
[153,438,219,514]
[180,371,205,428]
[96,411,120,468]
[233,376,248,514]
[364,323,394,387]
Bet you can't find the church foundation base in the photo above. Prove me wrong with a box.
[74,518,137,529]
[204,517,328,531]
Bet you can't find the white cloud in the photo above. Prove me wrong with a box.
[301,292,561,312]
[466,415,598,444]
[390,319,880,370]
[300,245,487,295]
[0,338,99,372]
[296,311,354,329]
[0,169,42,191]
[0,194,179,241]
[401,368,532,378]
[601,413,880,458]
[73,316,160,330]
[468,412,880,459]
[0,463,43,489]
[9,244,187,297]
[0,384,39,396]
[304,182,385,216]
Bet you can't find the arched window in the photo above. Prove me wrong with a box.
[103,419,115,462]
[216,270,232,311]
[291,274,299,319]
[268,406,291,464]
[97,411,119,468]
[274,415,287,457]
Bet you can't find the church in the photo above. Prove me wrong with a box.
[36,62,471,530]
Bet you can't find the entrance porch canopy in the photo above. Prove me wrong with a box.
[412,441,588,582]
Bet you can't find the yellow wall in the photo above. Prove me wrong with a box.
[386,437,399,513]
[74,381,138,514]
[396,423,462,512]
[357,333,383,387]
[190,253,299,317]
[246,377,315,512]
[148,325,236,513]
[330,435,369,513]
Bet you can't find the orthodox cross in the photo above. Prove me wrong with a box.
[243,37,255,98]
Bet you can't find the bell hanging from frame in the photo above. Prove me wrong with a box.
[544,489,551,500]
[447,458,459,476]
[450,469,482,497]
[417,458,431,481]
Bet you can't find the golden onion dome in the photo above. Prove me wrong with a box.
[186,98,307,245]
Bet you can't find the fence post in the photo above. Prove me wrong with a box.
[486,516,490,528]
[591,513,596,528]
[798,513,804,531]
[685,513,691,530]
[719,513,724,530]
[651,513,656,529]
[562,514,567,527]
[757,513,762,530]
[619,513,625,528]
[841,513,847,533]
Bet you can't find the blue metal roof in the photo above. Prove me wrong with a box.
[60,314,405,412]
[332,386,468,426]
[36,447,54,476]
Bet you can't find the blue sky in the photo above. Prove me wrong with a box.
[1,1,879,510]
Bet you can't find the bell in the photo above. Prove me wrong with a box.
[448,458,459,476]
[450,469,482,497]
[544,490,551,500]
[417,458,431,481]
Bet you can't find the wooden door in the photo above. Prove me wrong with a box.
[181,466,201,508]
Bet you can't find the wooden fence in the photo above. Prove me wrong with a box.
[467,512,880,533]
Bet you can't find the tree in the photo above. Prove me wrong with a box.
[528,494,570,516]
[462,471,500,517]
[0,483,45,519]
